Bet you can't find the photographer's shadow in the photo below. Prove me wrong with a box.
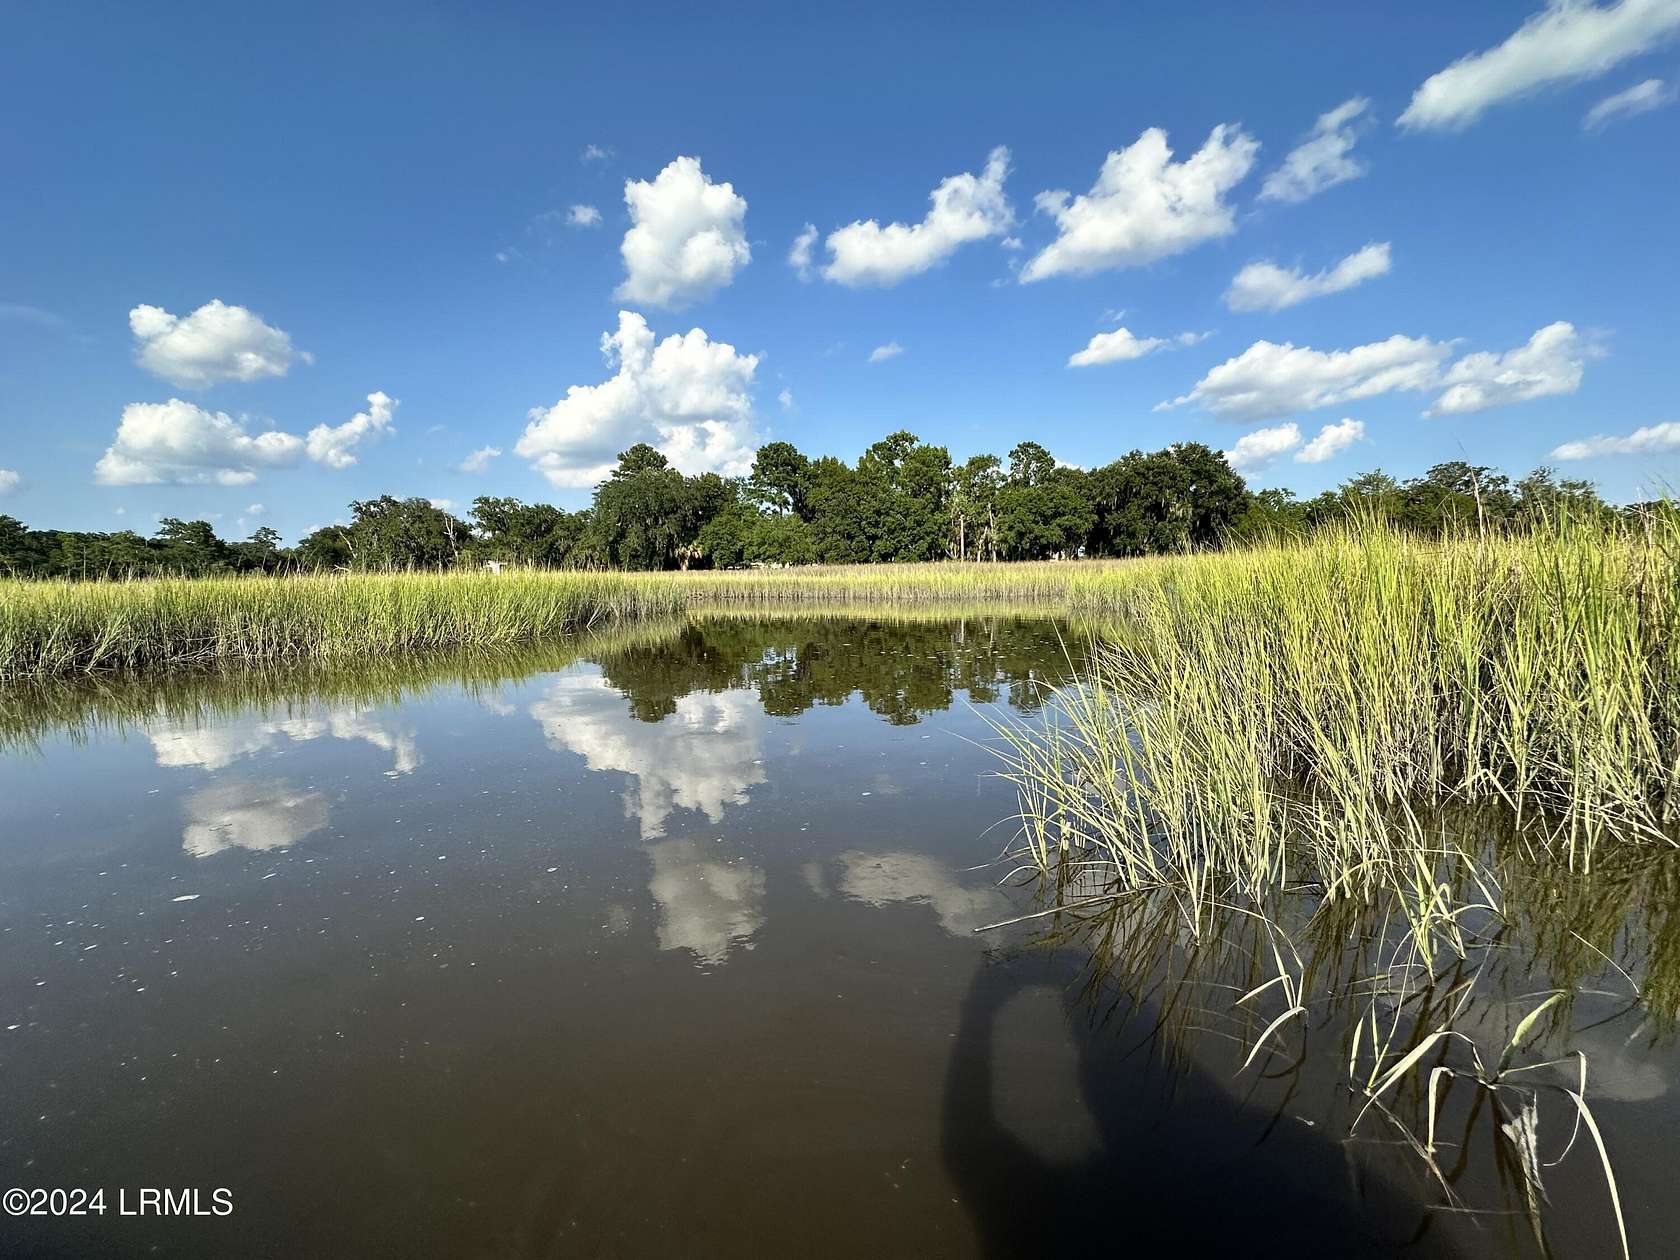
[940,951,1459,1259]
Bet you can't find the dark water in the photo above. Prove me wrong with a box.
[0,616,1674,1258]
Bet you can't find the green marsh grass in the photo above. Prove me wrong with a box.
[0,562,1135,677]
[988,515,1680,1255]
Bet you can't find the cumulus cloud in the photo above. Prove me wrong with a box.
[130,300,310,388]
[456,445,502,474]
[615,156,750,309]
[777,388,795,410]
[1296,417,1366,463]
[1225,243,1392,312]
[1067,327,1204,368]
[581,143,612,162]
[819,147,1013,286]
[1428,321,1592,415]
[1398,0,1680,131]
[1583,76,1677,128]
[94,399,306,485]
[868,342,904,363]
[1226,418,1365,472]
[788,223,818,281]
[515,311,761,488]
[1260,97,1373,203]
[1223,423,1302,473]
[305,391,397,469]
[0,468,19,494]
[567,204,603,227]
[1551,419,1680,459]
[1169,322,1592,421]
[1021,125,1258,281]
[1165,334,1449,420]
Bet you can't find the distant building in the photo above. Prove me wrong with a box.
[483,560,505,575]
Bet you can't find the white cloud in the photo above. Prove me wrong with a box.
[429,498,454,510]
[1295,417,1366,463]
[1165,334,1449,419]
[777,388,794,410]
[93,399,306,485]
[615,156,750,310]
[130,300,310,388]
[567,204,603,227]
[868,341,904,363]
[515,311,761,488]
[788,224,818,281]
[1001,236,1023,251]
[1225,242,1392,312]
[1067,327,1204,368]
[1260,97,1373,203]
[1021,125,1258,281]
[581,143,612,163]
[305,391,397,469]
[0,468,19,495]
[456,445,502,474]
[1551,419,1680,458]
[1223,422,1302,473]
[1170,322,1592,421]
[245,502,265,515]
[1584,76,1677,128]
[1428,321,1591,414]
[819,147,1013,286]
[1399,0,1680,131]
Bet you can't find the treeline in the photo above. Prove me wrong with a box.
[0,430,1644,578]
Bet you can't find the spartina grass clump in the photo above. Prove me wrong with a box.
[988,515,1679,1254]
[993,513,1680,902]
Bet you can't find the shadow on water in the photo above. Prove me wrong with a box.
[941,946,1460,1259]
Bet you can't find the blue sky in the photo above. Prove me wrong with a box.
[2,1,1678,541]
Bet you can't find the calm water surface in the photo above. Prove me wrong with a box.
[1,616,1675,1257]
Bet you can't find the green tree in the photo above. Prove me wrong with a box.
[339,497,468,569]
[748,441,813,519]
[996,444,1093,560]
[951,454,1003,561]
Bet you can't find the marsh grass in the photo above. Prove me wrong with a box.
[0,562,1145,677]
[986,516,1680,1255]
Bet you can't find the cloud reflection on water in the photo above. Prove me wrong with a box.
[530,669,771,966]
[646,837,767,966]
[181,780,328,858]
[829,850,1008,936]
[148,705,422,777]
[529,672,767,841]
